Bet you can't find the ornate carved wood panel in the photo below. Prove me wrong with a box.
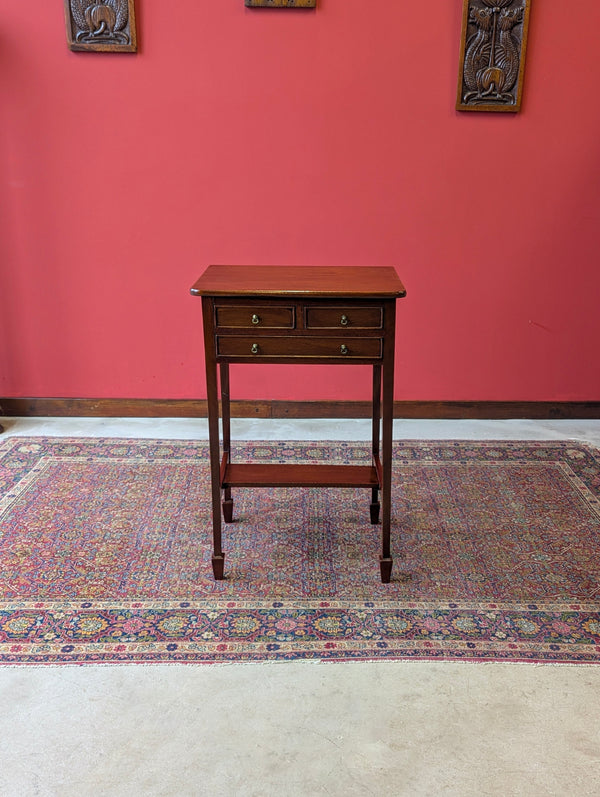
[245,0,316,7]
[64,0,137,53]
[456,0,531,112]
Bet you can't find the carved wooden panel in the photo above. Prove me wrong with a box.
[245,0,316,7]
[456,0,531,112]
[64,0,137,53]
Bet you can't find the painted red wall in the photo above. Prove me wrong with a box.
[1,1,599,402]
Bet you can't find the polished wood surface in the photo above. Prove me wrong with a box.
[193,265,405,583]
[191,265,406,298]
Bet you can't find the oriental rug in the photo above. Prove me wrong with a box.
[0,437,599,666]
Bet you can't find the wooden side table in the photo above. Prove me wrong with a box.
[191,265,407,582]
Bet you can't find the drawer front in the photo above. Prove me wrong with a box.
[217,336,382,359]
[304,305,383,329]
[215,305,295,329]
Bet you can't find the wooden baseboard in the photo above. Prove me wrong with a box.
[1,398,600,419]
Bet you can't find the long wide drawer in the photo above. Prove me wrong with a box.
[216,336,382,359]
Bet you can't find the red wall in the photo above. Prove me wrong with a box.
[2,1,599,402]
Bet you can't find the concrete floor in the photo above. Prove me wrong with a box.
[1,417,600,797]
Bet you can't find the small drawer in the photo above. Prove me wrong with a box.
[304,306,383,329]
[215,305,295,329]
[217,336,382,359]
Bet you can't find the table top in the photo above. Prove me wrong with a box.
[191,265,406,299]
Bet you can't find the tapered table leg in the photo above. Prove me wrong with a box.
[202,297,225,579]
[379,303,396,583]
[220,362,234,523]
[370,364,381,524]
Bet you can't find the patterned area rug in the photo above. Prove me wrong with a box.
[1,437,599,665]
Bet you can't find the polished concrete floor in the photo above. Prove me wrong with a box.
[1,417,600,797]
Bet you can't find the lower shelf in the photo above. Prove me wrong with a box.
[222,463,380,488]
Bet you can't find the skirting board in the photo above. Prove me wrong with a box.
[1,398,600,420]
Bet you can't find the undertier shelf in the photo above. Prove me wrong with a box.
[222,463,380,489]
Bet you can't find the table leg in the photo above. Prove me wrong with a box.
[380,305,396,583]
[370,364,381,525]
[203,297,225,579]
[220,362,233,523]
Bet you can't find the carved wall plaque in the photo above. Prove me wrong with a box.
[245,0,316,7]
[65,0,137,53]
[456,0,531,112]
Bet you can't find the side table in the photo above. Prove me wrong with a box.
[191,265,407,582]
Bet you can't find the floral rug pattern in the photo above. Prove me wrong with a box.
[0,437,599,664]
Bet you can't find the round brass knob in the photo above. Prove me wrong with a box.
[340,315,349,326]
[340,344,349,355]
[251,314,260,325]
[251,343,259,354]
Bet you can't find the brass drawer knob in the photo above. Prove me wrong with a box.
[251,343,260,354]
[340,315,349,326]
[340,344,349,355]
[251,314,260,325]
